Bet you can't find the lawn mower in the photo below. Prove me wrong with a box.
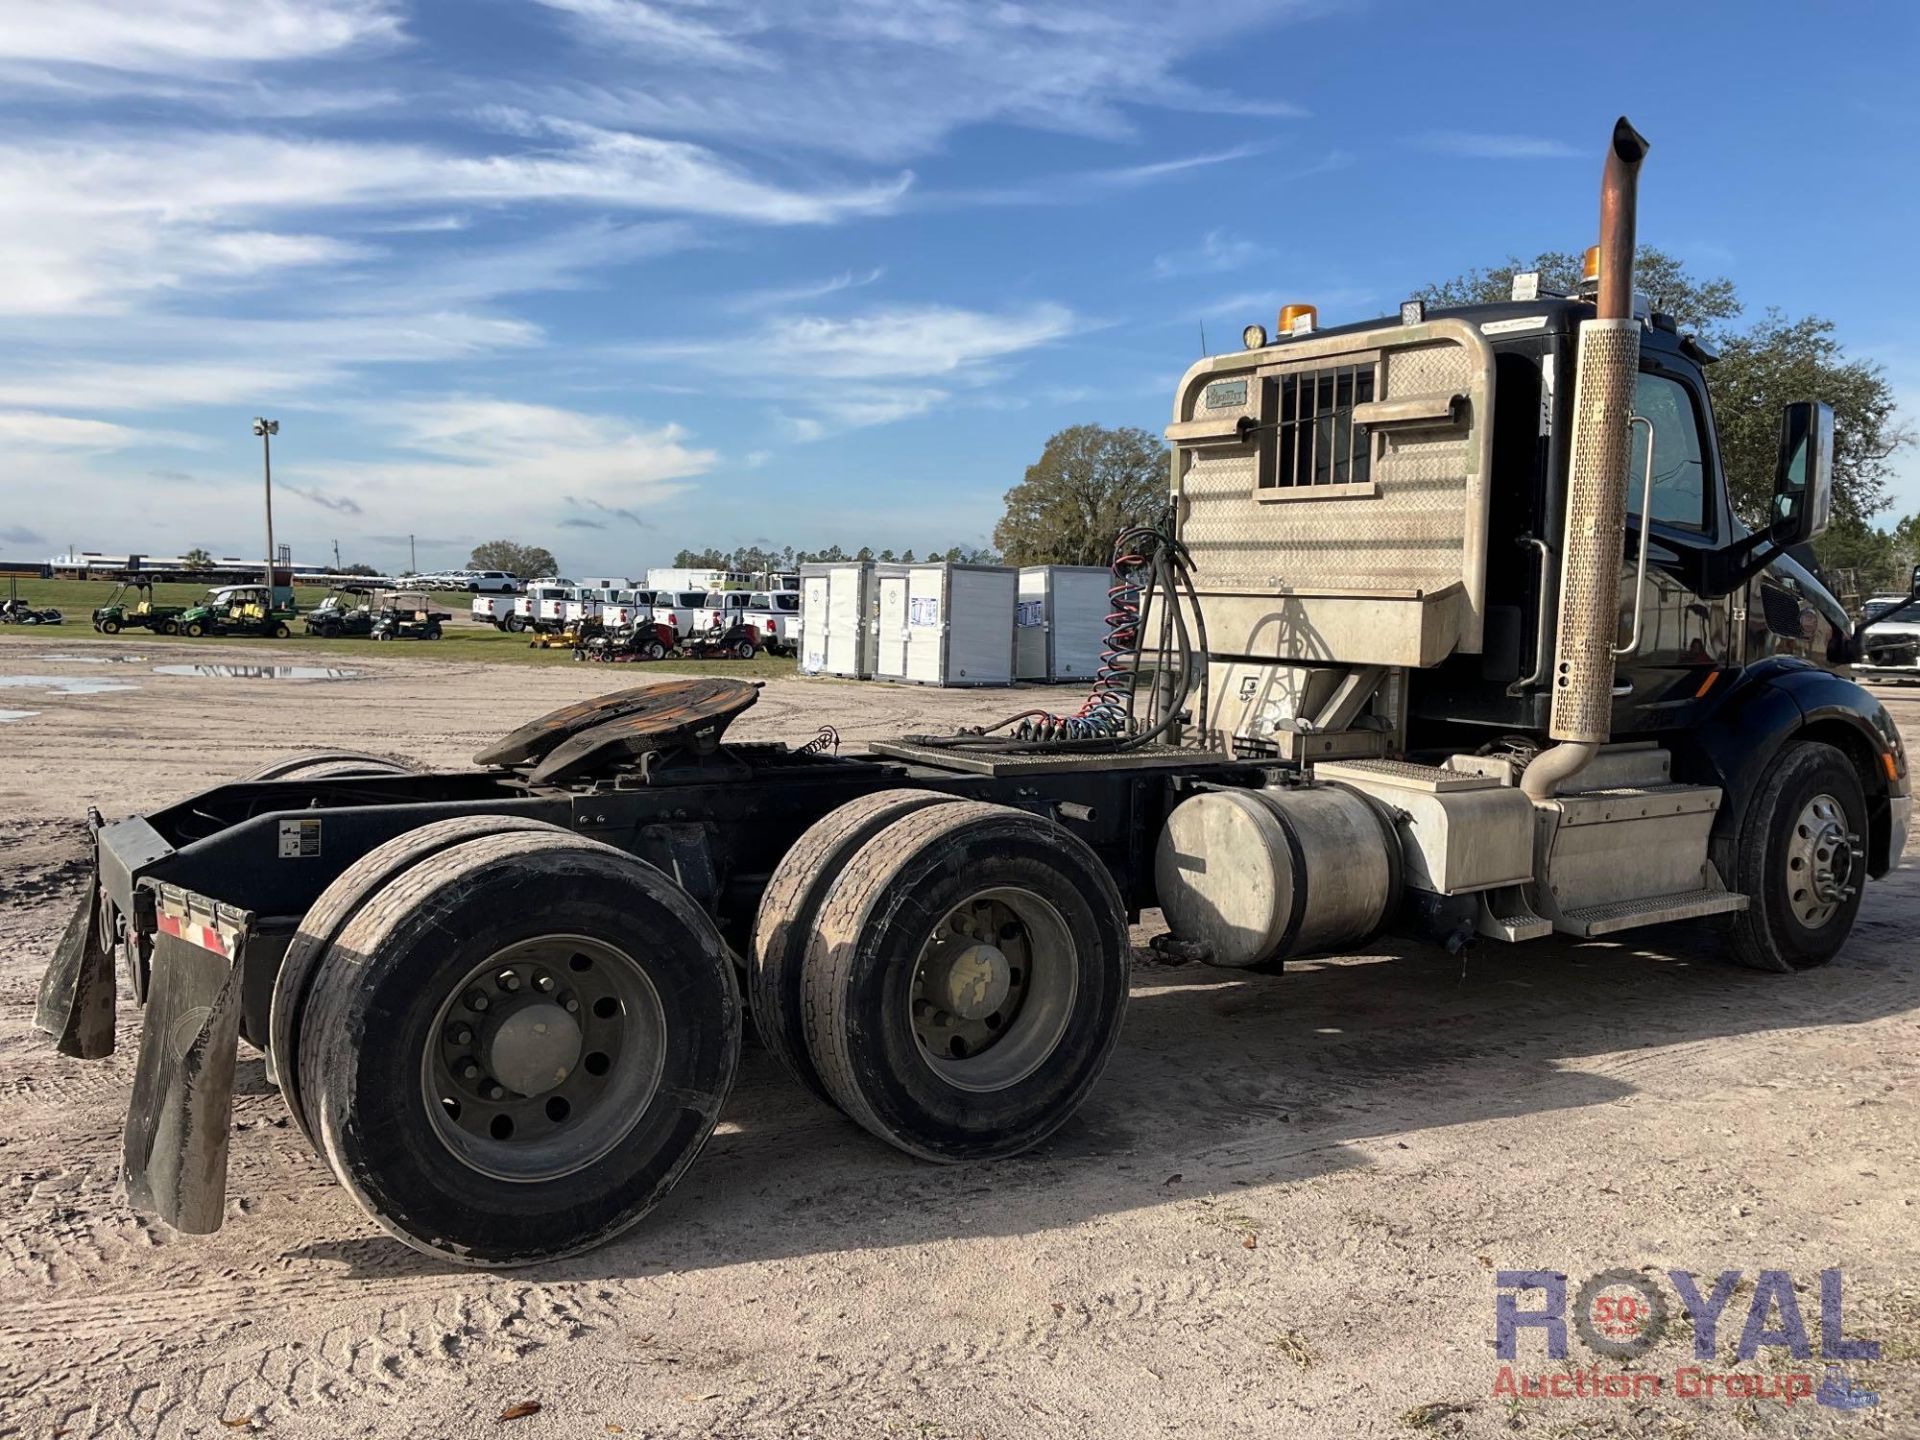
[680,618,762,660]
[576,620,676,662]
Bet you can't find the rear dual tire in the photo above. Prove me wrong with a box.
[280,823,739,1265]
[756,798,1130,1163]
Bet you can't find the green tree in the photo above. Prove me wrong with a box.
[181,547,213,571]
[993,424,1169,566]
[469,540,559,578]
[1417,246,1740,336]
[1711,312,1909,524]
[1419,247,1910,524]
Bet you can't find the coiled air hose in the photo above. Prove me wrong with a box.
[905,518,1210,754]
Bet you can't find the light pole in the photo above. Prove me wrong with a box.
[253,418,279,601]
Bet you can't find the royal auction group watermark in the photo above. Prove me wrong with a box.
[1493,1268,1880,1412]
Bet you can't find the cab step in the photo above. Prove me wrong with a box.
[1555,887,1749,938]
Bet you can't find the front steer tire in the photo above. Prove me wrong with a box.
[294,830,740,1265]
[801,801,1129,1163]
[1724,740,1868,973]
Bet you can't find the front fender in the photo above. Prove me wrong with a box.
[1673,658,1909,879]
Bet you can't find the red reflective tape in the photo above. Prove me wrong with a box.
[156,908,229,956]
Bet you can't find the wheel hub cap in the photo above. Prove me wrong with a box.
[908,888,1077,1093]
[1785,792,1861,930]
[940,943,1011,1020]
[485,1002,582,1096]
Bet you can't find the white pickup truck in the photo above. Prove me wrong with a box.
[515,579,579,634]
[471,594,517,629]
[746,590,800,655]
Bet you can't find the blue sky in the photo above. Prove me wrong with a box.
[1,0,1916,577]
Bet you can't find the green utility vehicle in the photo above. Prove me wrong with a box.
[92,576,186,635]
[177,584,297,639]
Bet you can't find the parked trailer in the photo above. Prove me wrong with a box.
[799,561,876,678]
[37,120,1913,1271]
[1016,566,1112,683]
[873,563,1017,687]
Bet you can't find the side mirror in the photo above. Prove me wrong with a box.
[1769,400,1834,547]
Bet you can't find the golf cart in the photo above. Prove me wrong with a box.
[305,583,376,638]
[369,589,449,641]
[93,576,185,635]
[178,585,297,639]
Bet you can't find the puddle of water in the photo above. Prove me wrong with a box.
[0,675,138,696]
[151,664,362,681]
[0,709,38,722]
[46,653,147,665]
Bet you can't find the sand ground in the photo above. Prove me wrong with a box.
[1,633,1915,1439]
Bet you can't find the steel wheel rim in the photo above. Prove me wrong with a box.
[421,934,666,1182]
[907,886,1076,1093]
[1784,791,1858,930]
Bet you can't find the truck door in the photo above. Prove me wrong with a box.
[1610,357,1736,734]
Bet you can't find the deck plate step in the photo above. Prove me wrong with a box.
[1556,887,1749,938]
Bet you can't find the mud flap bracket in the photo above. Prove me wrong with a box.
[122,881,255,1235]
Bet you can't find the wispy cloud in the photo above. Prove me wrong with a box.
[1154,228,1269,279]
[632,301,1080,438]
[930,142,1276,207]
[519,0,1310,162]
[724,267,885,313]
[1412,131,1578,160]
[0,120,906,317]
[0,0,403,75]
[283,484,363,516]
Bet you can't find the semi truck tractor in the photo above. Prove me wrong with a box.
[37,119,1908,1267]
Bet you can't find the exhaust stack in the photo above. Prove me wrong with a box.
[1523,117,1649,801]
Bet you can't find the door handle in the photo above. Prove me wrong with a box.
[1614,414,1656,658]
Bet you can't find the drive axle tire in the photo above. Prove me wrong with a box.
[243,750,420,783]
[296,830,740,1265]
[1724,740,1868,972]
[801,801,1129,1163]
[270,814,566,1148]
[751,789,960,1106]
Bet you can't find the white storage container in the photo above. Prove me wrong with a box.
[873,563,1016,687]
[799,562,876,678]
[1016,565,1111,683]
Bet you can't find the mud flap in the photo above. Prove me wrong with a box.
[35,884,118,1060]
[121,883,254,1235]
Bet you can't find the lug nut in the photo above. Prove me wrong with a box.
[460,1061,480,1080]
[534,972,555,992]
[485,1083,505,1101]
[497,970,522,993]
[467,991,490,1012]
[562,995,580,1014]
[449,1025,474,1046]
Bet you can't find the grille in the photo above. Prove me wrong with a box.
[1262,365,1375,491]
